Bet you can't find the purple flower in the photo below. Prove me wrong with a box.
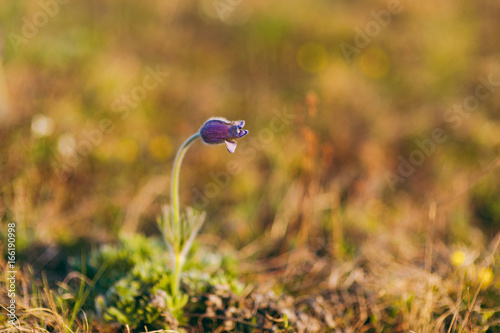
[199,117,248,153]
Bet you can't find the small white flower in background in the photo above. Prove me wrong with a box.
[57,133,77,157]
[31,114,55,138]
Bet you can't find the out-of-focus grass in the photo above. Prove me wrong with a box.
[1,0,500,331]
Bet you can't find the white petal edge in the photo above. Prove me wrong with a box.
[225,140,237,153]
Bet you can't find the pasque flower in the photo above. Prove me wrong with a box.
[158,116,248,309]
[199,117,249,153]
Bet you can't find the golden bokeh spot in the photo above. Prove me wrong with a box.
[297,43,328,73]
[478,267,493,289]
[451,250,465,267]
[359,47,390,79]
[115,138,138,163]
[149,135,173,161]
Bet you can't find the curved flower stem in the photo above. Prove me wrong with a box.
[171,133,200,243]
[170,132,200,298]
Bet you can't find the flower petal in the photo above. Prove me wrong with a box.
[200,119,233,144]
[234,120,245,128]
[225,140,237,153]
[236,129,248,138]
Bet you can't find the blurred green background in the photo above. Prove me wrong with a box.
[1,0,499,296]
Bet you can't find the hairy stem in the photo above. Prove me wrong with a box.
[171,133,200,246]
[172,252,184,299]
[170,132,200,299]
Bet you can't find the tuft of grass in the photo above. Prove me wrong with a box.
[0,263,90,332]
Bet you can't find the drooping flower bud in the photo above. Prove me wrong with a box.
[199,117,248,153]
